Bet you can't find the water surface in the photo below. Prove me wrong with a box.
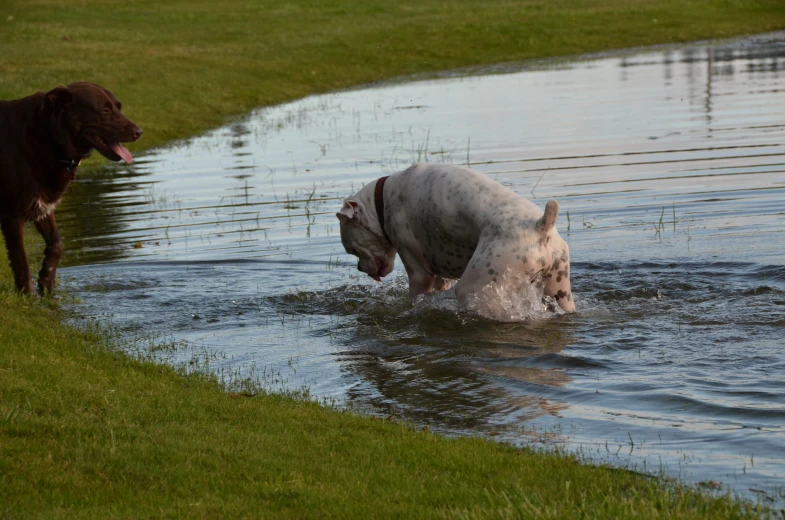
[61,33,785,503]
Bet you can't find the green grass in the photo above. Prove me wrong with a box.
[2,0,785,155]
[2,0,785,517]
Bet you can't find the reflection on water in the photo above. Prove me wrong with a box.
[61,33,785,503]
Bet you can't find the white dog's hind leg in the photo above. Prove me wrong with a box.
[543,259,575,312]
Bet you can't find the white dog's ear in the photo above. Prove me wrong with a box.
[336,200,359,223]
[536,200,559,234]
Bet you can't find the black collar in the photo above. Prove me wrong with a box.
[40,114,89,174]
[57,158,82,172]
[56,156,87,181]
[374,176,391,243]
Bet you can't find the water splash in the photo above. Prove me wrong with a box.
[363,269,559,322]
[463,270,559,322]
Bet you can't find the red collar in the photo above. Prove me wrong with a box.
[374,176,390,243]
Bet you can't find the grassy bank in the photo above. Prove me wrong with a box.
[2,0,785,517]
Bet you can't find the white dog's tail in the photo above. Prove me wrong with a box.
[536,200,559,234]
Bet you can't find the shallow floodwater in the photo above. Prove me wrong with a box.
[60,33,785,502]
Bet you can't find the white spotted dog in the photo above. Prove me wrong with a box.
[336,163,575,313]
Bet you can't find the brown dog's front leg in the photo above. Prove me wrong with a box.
[35,212,64,295]
[1,216,35,294]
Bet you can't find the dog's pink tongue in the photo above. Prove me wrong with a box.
[110,142,133,164]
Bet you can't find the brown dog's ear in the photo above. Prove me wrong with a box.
[44,86,72,107]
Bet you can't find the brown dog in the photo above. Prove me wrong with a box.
[0,82,142,294]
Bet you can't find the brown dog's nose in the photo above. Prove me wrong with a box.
[132,126,143,141]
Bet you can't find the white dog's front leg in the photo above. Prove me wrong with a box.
[406,269,435,299]
[398,247,436,299]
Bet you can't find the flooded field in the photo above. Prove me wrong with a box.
[60,33,785,502]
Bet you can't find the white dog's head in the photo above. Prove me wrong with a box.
[336,199,397,281]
